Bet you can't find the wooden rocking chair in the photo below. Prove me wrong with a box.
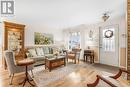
[87,68,130,87]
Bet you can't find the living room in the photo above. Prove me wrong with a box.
[0,0,130,87]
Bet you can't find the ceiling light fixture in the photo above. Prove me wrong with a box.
[102,12,110,22]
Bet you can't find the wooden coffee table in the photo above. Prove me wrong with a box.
[45,56,66,72]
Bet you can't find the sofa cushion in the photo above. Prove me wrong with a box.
[45,54,54,58]
[43,47,50,54]
[26,52,33,58]
[28,49,37,57]
[29,56,45,61]
[49,48,53,54]
[36,47,44,56]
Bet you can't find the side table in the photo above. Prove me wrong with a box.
[84,50,94,63]
[16,58,35,87]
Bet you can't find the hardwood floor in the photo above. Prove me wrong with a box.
[0,62,129,87]
[46,63,120,87]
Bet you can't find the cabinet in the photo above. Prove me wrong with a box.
[3,21,25,62]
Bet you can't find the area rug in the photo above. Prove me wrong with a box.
[30,63,90,87]
[29,63,130,87]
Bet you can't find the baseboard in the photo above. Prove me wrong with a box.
[80,59,99,63]
[94,61,99,63]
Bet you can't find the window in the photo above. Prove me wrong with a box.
[69,32,80,49]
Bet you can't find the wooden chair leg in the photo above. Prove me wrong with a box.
[93,56,94,63]
[86,56,88,62]
[84,55,86,62]
[90,56,93,64]
[9,73,14,85]
[31,70,34,78]
[78,58,79,63]
[74,59,76,64]
[67,58,68,62]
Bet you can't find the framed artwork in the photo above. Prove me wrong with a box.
[34,32,54,45]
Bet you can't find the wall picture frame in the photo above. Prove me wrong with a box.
[34,32,54,45]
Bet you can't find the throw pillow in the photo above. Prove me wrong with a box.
[43,47,50,54]
[36,47,44,56]
[26,52,33,58]
[28,49,37,57]
[49,48,53,54]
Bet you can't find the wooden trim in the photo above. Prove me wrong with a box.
[127,0,130,80]
[119,48,126,67]
[4,21,25,28]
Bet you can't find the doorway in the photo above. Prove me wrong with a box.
[99,25,119,66]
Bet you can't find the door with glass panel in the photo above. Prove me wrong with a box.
[99,25,119,66]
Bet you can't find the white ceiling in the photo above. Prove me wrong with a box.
[2,0,126,29]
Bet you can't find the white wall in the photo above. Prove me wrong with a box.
[0,19,63,46]
[24,23,63,46]
[63,14,127,67]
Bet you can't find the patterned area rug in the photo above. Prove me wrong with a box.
[29,63,130,87]
[31,63,89,87]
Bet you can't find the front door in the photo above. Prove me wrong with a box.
[99,25,119,66]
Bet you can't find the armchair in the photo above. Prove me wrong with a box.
[4,50,34,85]
[66,48,81,64]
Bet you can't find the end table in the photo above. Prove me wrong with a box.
[16,58,35,87]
